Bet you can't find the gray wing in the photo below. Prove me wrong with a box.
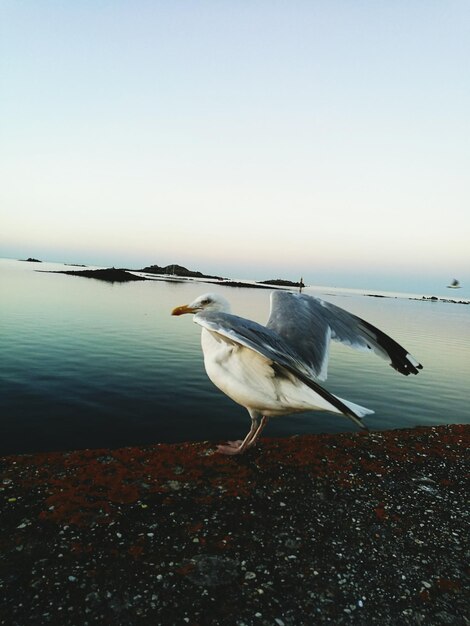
[194,310,363,420]
[266,291,422,380]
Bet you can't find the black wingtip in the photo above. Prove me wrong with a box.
[392,355,423,376]
[361,319,423,377]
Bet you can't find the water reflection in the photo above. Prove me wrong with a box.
[0,259,469,454]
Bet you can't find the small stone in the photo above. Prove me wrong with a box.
[68,576,77,582]
[167,480,181,491]
[245,572,256,580]
[422,581,431,589]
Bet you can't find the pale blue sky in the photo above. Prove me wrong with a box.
[1,1,469,293]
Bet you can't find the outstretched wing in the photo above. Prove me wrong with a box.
[266,291,422,380]
[194,310,365,422]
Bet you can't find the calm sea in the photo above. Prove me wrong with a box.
[1,258,469,455]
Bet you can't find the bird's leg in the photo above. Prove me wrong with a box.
[247,415,269,447]
[217,416,269,456]
[217,418,258,455]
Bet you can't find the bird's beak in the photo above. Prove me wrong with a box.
[171,304,196,316]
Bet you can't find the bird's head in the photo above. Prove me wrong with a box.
[171,293,231,316]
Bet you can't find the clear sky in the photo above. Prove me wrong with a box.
[1,1,469,293]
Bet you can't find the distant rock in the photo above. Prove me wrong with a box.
[49,268,148,283]
[21,257,42,263]
[418,295,469,305]
[218,281,272,289]
[258,278,305,288]
[139,263,225,281]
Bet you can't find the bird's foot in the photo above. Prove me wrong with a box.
[216,440,246,455]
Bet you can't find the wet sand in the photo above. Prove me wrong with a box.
[1,424,468,625]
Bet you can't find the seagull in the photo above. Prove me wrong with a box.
[447,278,461,289]
[172,291,422,455]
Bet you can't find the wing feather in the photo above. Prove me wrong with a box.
[194,311,365,422]
[267,291,422,377]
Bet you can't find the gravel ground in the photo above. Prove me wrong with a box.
[0,424,468,625]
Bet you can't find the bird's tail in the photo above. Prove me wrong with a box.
[334,395,374,429]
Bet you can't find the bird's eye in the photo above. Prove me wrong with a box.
[201,298,211,305]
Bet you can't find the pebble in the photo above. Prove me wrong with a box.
[167,480,181,491]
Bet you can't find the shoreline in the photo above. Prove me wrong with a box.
[4,257,468,302]
[1,424,468,624]
[36,265,470,303]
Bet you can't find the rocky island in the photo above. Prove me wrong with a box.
[258,278,305,289]
[48,268,148,283]
[46,262,303,290]
[139,263,225,281]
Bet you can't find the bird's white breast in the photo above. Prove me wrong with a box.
[200,328,338,416]
[201,328,275,408]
